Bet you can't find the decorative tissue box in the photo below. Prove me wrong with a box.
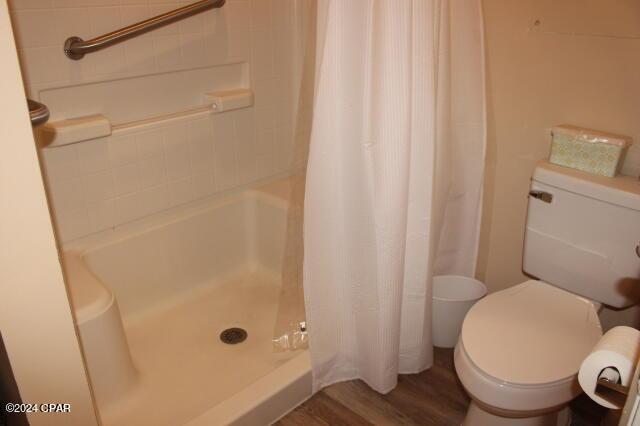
[549,125,632,177]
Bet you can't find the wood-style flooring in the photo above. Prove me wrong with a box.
[277,348,606,425]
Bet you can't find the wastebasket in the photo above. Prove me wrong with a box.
[433,275,487,348]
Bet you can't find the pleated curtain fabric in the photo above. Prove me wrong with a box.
[303,0,486,394]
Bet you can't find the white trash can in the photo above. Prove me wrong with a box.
[433,275,487,348]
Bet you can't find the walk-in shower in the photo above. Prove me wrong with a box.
[65,179,310,425]
[10,0,315,422]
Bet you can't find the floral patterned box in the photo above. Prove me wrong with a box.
[549,125,632,177]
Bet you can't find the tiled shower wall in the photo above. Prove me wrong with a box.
[9,0,311,242]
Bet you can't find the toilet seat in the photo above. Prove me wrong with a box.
[455,340,581,413]
[460,280,602,386]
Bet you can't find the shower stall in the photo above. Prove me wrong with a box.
[9,0,315,424]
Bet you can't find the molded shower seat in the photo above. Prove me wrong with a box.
[63,253,138,410]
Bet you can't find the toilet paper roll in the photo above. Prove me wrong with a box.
[578,326,640,409]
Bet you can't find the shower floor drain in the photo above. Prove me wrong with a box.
[219,328,248,344]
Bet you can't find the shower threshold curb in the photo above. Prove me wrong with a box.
[184,351,311,426]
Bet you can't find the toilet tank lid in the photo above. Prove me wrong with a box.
[533,161,640,211]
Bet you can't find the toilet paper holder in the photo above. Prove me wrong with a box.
[596,375,629,407]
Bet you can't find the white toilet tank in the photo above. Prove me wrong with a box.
[523,161,640,308]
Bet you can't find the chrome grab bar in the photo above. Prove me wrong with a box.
[28,99,50,127]
[64,0,226,60]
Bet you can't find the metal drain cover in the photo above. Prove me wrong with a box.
[220,328,247,344]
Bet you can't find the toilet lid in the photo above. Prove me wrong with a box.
[460,280,602,385]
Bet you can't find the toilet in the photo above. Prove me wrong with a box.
[455,161,640,426]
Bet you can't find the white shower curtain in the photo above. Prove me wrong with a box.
[303,0,486,394]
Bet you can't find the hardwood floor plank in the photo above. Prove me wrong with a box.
[323,380,418,425]
[276,391,372,426]
[379,379,461,425]
[433,347,456,370]
[396,376,468,424]
[400,364,469,414]
[276,407,330,426]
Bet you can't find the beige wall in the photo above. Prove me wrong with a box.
[0,2,97,425]
[478,0,640,327]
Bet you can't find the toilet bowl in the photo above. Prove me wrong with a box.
[454,280,602,425]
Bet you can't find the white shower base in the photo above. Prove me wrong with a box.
[63,178,311,426]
